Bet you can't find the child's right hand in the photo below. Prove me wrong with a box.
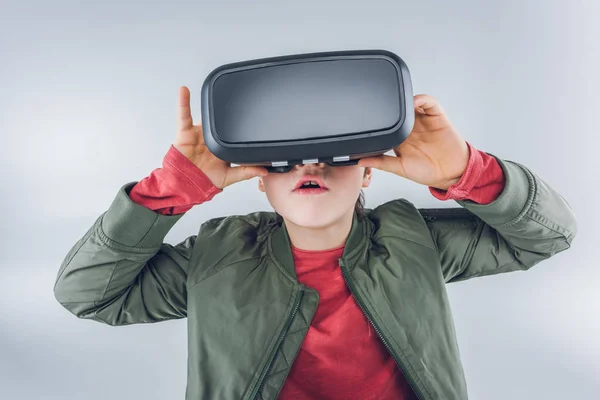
[173,86,269,190]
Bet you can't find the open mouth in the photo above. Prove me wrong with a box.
[294,181,329,194]
[299,181,321,189]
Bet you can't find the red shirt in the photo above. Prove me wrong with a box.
[128,141,505,399]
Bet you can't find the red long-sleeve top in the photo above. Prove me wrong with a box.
[128,141,505,399]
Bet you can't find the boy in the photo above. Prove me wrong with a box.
[54,86,577,400]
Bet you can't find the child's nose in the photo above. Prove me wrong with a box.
[295,162,327,171]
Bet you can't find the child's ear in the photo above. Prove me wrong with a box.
[258,178,265,193]
[362,167,372,188]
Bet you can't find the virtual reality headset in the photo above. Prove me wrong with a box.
[201,49,414,173]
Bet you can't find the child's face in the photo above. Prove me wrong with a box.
[258,163,372,228]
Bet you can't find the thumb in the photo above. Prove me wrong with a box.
[225,165,269,187]
[358,155,406,178]
[414,94,444,116]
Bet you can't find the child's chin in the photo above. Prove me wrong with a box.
[287,209,339,228]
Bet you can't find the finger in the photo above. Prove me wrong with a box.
[226,165,269,187]
[358,155,406,178]
[414,94,444,116]
[195,124,206,145]
[178,86,193,130]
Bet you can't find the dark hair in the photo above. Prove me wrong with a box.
[354,189,366,220]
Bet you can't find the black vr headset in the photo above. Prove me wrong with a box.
[201,49,414,173]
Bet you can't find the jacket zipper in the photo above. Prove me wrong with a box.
[249,284,305,400]
[339,259,426,400]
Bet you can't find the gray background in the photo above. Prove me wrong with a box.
[1,0,598,399]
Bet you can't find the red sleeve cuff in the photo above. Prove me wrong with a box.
[128,145,223,215]
[429,141,506,204]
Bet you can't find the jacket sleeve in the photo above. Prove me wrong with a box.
[419,154,577,284]
[53,181,195,325]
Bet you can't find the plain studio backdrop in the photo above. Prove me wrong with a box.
[1,1,598,399]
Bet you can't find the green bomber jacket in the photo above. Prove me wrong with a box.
[54,155,577,399]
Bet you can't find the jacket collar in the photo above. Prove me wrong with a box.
[268,211,370,282]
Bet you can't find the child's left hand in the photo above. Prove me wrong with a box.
[357,94,470,191]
